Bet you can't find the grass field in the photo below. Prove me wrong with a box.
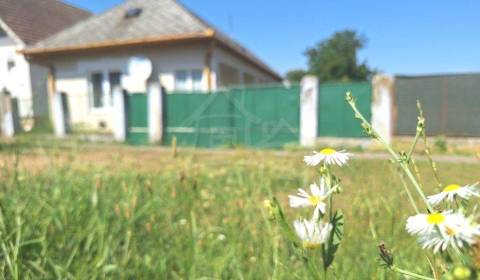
[0,140,478,279]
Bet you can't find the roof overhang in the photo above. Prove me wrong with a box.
[22,30,214,56]
[22,29,282,81]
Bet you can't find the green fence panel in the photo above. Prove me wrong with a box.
[164,85,300,148]
[231,86,300,148]
[318,82,371,137]
[126,93,149,145]
[163,92,234,147]
[395,74,480,136]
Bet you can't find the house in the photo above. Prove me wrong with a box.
[23,0,282,132]
[0,0,90,127]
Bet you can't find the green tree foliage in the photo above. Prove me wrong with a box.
[286,30,374,83]
[285,69,308,83]
[305,30,373,82]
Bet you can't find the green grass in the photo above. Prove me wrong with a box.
[0,142,477,279]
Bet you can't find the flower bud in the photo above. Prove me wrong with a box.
[345,92,354,103]
[452,265,472,280]
[378,243,394,268]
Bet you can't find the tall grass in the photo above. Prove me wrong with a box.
[0,145,477,279]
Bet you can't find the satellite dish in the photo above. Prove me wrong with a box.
[127,56,152,82]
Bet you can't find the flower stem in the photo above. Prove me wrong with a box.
[346,97,433,213]
[392,266,435,280]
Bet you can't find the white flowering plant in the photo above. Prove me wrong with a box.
[265,148,351,278]
[346,92,480,280]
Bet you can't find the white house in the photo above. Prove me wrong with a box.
[0,0,90,127]
[24,0,282,132]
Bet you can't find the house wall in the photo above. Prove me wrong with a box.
[0,36,33,119]
[0,34,49,126]
[42,42,280,133]
[48,43,210,131]
[212,46,278,88]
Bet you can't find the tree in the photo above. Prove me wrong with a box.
[304,29,373,82]
[285,69,308,83]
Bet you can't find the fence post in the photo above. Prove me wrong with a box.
[0,89,15,137]
[53,91,69,138]
[300,76,319,147]
[371,74,395,144]
[148,82,163,144]
[112,86,127,142]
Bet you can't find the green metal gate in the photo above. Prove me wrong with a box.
[126,93,149,145]
[163,85,300,148]
[318,81,372,137]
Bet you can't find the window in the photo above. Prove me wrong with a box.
[175,70,203,91]
[192,70,203,91]
[7,59,15,71]
[90,71,122,109]
[108,72,121,105]
[175,70,189,91]
[91,73,103,108]
[0,27,6,38]
[125,8,143,19]
[243,72,255,85]
[218,63,240,87]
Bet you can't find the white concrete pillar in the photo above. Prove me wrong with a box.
[148,82,163,144]
[112,86,127,142]
[1,91,14,138]
[300,75,319,147]
[53,91,67,138]
[371,74,395,144]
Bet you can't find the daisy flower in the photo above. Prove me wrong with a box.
[289,178,332,216]
[406,212,480,253]
[304,148,351,167]
[294,219,332,249]
[427,183,480,206]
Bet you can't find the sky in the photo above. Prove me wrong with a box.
[65,0,480,76]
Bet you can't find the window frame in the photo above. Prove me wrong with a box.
[174,69,204,92]
[88,70,123,111]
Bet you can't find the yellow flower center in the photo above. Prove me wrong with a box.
[427,213,446,225]
[320,148,336,155]
[443,184,461,193]
[308,195,323,206]
[303,241,321,249]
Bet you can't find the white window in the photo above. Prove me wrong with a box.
[90,71,122,109]
[192,70,203,91]
[175,70,189,91]
[108,72,121,105]
[175,70,203,91]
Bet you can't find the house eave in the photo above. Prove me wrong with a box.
[22,31,214,56]
[22,29,282,82]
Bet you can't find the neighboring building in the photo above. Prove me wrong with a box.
[0,0,90,126]
[24,0,282,132]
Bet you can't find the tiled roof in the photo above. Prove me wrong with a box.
[0,0,91,45]
[25,0,281,80]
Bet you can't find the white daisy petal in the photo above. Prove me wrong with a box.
[304,148,351,167]
[427,183,480,206]
[289,181,331,215]
[294,219,332,249]
[406,211,480,253]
